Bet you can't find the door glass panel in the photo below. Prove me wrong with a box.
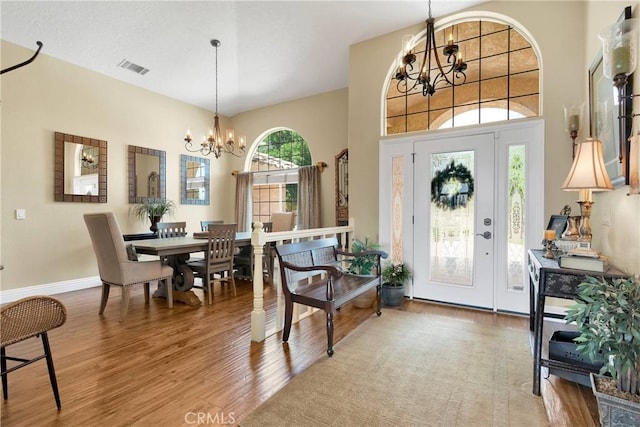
[507,144,526,292]
[430,151,475,286]
[391,156,405,264]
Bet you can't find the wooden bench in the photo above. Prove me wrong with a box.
[274,237,388,356]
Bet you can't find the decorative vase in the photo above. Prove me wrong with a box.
[562,216,581,240]
[150,215,162,233]
[590,373,640,427]
[381,283,405,307]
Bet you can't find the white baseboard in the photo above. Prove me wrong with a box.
[0,276,101,304]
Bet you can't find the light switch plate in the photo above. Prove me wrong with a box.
[15,209,26,220]
[601,207,611,226]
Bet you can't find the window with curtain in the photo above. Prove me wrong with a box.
[386,18,540,134]
[250,129,312,223]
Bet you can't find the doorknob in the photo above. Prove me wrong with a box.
[476,231,492,239]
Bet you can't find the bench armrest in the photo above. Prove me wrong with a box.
[336,249,388,260]
[280,261,344,279]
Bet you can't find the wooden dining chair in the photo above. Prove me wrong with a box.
[200,220,223,231]
[187,223,237,304]
[266,212,296,280]
[83,212,174,318]
[233,221,273,280]
[156,221,187,238]
[1,296,67,410]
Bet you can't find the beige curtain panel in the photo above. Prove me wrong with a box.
[234,172,253,232]
[297,165,321,230]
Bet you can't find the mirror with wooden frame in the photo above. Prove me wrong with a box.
[128,145,166,203]
[181,154,210,205]
[54,131,107,203]
[335,148,348,225]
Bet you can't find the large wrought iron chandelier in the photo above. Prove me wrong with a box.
[184,39,246,158]
[394,0,467,96]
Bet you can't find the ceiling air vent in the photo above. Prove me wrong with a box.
[117,59,149,75]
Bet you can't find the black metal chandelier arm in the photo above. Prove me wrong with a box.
[396,77,419,94]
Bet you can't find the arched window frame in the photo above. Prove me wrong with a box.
[382,11,543,136]
[243,127,313,223]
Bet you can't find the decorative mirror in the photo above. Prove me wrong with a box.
[54,132,107,203]
[181,154,210,205]
[128,145,166,203]
[335,149,348,225]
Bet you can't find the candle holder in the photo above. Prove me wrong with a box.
[543,239,555,259]
[563,104,583,159]
[599,17,639,178]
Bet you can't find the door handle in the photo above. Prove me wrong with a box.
[476,231,492,239]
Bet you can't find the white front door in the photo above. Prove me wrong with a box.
[413,132,495,308]
[379,119,544,313]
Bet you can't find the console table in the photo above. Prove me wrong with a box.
[527,249,627,395]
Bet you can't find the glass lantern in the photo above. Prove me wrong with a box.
[598,18,638,81]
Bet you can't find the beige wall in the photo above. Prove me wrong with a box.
[0,40,347,291]
[348,1,638,275]
[1,41,235,290]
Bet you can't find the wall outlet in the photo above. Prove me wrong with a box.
[15,209,26,220]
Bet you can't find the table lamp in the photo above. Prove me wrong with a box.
[561,138,613,242]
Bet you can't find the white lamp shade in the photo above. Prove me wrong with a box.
[561,138,613,191]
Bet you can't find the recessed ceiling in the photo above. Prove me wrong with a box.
[1,1,486,116]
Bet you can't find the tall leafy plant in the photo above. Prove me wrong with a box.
[565,276,640,395]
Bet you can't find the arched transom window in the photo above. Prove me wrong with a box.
[249,129,312,224]
[386,18,540,134]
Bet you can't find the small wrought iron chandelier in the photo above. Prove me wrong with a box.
[81,152,97,169]
[394,0,467,96]
[184,39,246,158]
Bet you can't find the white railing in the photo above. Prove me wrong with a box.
[249,219,354,342]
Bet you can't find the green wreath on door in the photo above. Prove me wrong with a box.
[430,160,474,210]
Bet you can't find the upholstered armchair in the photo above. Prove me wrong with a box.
[83,212,174,319]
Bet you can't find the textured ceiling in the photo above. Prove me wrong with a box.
[1,0,486,116]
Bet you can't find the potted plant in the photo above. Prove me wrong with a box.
[346,238,382,275]
[346,238,382,308]
[132,199,176,233]
[565,276,640,426]
[381,262,411,307]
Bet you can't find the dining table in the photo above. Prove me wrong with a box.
[133,232,252,305]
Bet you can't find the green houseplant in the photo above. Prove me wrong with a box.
[132,200,176,232]
[565,276,640,425]
[381,263,411,306]
[346,238,382,275]
[347,238,383,308]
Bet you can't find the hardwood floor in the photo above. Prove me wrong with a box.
[1,281,597,426]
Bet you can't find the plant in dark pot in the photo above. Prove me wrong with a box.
[132,200,176,233]
[565,276,640,426]
[381,262,411,307]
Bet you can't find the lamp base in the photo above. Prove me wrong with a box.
[577,201,593,242]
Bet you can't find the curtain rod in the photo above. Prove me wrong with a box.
[232,161,327,176]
